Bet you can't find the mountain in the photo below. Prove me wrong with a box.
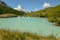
[0,1,7,6]
[14,5,26,12]
[36,5,60,17]
[25,5,60,17]
[0,1,25,17]
[36,5,60,26]
[25,5,60,26]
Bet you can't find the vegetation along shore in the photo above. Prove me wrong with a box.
[0,29,60,40]
[24,5,60,26]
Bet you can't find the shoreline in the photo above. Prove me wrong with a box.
[0,29,59,40]
[0,15,60,26]
[0,14,17,18]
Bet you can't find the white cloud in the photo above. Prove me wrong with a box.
[23,9,26,12]
[14,5,26,12]
[35,8,40,11]
[14,8,17,10]
[43,2,51,8]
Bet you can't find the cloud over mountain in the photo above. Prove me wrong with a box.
[14,5,26,12]
[35,8,40,11]
[43,2,51,8]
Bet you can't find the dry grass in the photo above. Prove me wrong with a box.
[0,29,59,40]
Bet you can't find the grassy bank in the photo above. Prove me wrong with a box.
[25,5,60,26]
[0,29,59,40]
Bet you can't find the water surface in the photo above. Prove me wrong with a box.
[0,17,60,37]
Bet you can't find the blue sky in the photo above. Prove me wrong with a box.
[2,0,60,11]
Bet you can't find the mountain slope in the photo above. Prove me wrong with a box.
[25,5,60,17]
[36,5,60,26]
[33,5,60,17]
[25,5,60,26]
[0,1,25,16]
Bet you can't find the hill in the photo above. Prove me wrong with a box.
[37,5,60,26]
[25,5,60,26]
[0,1,25,17]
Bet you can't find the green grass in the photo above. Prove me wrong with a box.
[0,29,59,40]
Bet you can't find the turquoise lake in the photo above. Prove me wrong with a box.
[0,17,60,37]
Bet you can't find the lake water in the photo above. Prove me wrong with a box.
[0,17,60,37]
